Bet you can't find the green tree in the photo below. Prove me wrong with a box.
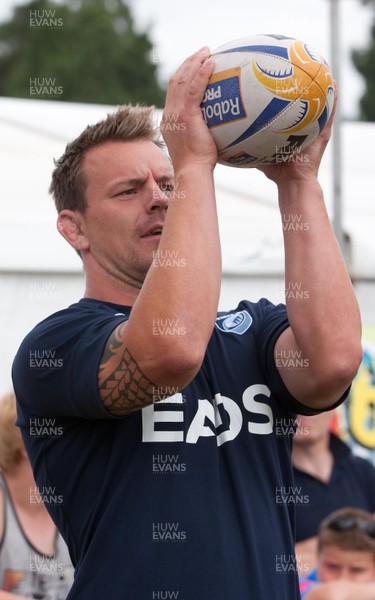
[351,0,375,120]
[0,0,166,106]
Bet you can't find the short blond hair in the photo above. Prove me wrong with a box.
[49,104,163,214]
[0,392,23,472]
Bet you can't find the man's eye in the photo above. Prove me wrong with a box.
[159,183,174,192]
[116,188,136,196]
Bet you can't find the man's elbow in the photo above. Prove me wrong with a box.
[329,341,363,387]
[304,342,363,410]
[147,340,207,397]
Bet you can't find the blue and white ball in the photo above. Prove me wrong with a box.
[201,34,335,167]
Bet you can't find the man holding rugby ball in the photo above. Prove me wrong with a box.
[12,47,362,599]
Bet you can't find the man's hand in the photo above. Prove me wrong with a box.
[161,47,218,173]
[258,85,337,185]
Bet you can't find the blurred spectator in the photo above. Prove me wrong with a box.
[0,392,73,599]
[299,507,375,600]
[292,410,375,574]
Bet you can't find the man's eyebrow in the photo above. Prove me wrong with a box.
[107,177,147,192]
[157,174,174,182]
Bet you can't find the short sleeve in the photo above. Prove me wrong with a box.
[12,301,129,421]
[250,298,350,416]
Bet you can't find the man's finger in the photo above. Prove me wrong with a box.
[163,47,211,110]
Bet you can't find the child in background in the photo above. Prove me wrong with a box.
[300,507,375,600]
[0,391,74,599]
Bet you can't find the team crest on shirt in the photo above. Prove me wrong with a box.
[215,310,252,335]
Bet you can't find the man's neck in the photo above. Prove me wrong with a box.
[83,264,141,306]
[292,434,334,482]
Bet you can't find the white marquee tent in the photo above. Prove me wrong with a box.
[1,96,374,394]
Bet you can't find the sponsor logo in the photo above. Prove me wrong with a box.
[215,310,252,335]
[142,386,274,445]
[201,68,246,128]
[226,152,258,165]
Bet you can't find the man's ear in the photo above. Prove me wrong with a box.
[57,210,89,252]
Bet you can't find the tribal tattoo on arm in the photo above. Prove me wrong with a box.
[98,322,164,415]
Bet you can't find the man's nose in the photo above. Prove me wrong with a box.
[147,180,169,212]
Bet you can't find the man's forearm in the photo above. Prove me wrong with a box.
[275,176,362,408]
[130,164,222,381]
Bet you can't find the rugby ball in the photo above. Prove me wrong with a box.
[201,34,334,167]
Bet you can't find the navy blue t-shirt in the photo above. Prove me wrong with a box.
[12,298,333,600]
[294,433,375,542]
